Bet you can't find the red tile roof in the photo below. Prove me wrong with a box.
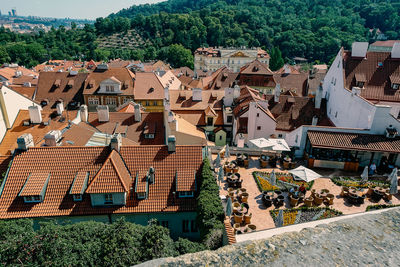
[343,51,400,102]
[0,145,202,219]
[176,169,196,191]
[86,150,131,193]
[19,172,50,197]
[307,130,400,153]
[69,171,89,195]
[240,60,273,75]
[133,72,165,100]
[83,68,135,96]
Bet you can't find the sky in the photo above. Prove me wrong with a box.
[1,0,165,20]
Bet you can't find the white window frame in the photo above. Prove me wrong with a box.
[105,98,117,106]
[88,97,99,105]
[178,191,194,198]
[73,194,82,202]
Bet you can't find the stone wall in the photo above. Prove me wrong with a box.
[137,208,400,266]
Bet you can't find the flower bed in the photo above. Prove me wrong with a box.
[331,176,390,189]
[253,171,314,192]
[366,204,400,211]
[270,207,343,227]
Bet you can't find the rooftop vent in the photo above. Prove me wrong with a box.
[148,167,155,184]
[351,42,368,58]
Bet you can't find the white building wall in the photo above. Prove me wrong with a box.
[0,85,39,142]
[247,102,276,142]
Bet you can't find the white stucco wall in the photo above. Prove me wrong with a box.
[0,85,39,142]
[247,102,276,142]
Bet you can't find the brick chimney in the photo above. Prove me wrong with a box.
[96,105,109,122]
[80,105,88,123]
[28,105,42,124]
[134,103,141,122]
[44,130,62,146]
[17,133,34,151]
[110,133,122,152]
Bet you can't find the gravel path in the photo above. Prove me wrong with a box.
[143,207,400,266]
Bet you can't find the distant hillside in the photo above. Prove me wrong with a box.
[101,0,400,63]
[97,29,151,50]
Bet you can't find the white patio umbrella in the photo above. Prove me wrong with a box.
[218,167,224,182]
[389,168,398,195]
[225,145,231,158]
[361,166,368,183]
[288,166,322,182]
[226,197,233,217]
[270,169,277,186]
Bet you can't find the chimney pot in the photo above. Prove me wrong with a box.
[134,104,141,122]
[96,105,109,122]
[28,105,42,124]
[56,101,64,115]
[17,133,34,151]
[80,105,88,123]
[110,133,122,152]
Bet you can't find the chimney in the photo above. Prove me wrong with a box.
[28,105,42,124]
[233,85,240,98]
[164,99,171,112]
[80,105,88,123]
[110,133,122,152]
[351,42,368,58]
[148,167,155,184]
[15,70,22,77]
[44,130,62,146]
[312,116,318,126]
[164,86,170,101]
[284,64,291,74]
[96,105,109,122]
[134,104,141,122]
[168,135,176,153]
[391,42,400,59]
[17,133,34,151]
[274,84,281,103]
[192,87,202,101]
[315,83,323,109]
[56,101,64,115]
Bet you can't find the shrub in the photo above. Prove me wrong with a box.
[174,238,206,254]
[366,204,400,211]
[196,158,225,250]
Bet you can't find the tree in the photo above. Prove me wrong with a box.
[269,47,284,71]
[0,46,10,64]
[157,44,193,68]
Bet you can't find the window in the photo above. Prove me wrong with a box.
[227,115,233,123]
[88,98,99,105]
[145,101,150,106]
[105,98,117,105]
[178,191,194,198]
[397,110,400,119]
[144,133,155,139]
[191,220,198,232]
[153,101,158,106]
[257,126,261,130]
[207,117,214,126]
[161,220,169,228]
[278,134,283,138]
[137,192,146,199]
[335,111,338,118]
[356,81,365,88]
[331,77,334,84]
[73,194,82,201]
[104,194,113,204]
[392,83,399,90]
[337,60,341,68]
[105,85,114,92]
[182,220,190,233]
[219,135,223,140]
[256,113,260,117]
[123,98,132,104]
[23,196,42,203]
[295,135,299,143]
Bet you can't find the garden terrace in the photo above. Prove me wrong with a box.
[215,154,400,233]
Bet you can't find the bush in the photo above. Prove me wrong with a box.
[196,158,225,250]
[174,238,206,254]
[366,204,400,212]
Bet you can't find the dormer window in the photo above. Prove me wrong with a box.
[73,194,82,201]
[135,170,148,200]
[356,81,365,88]
[178,191,194,198]
[105,85,114,92]
[69,172,89,202]
[104,194,113,204]
[392,83,399,90]
[175,170,196,198]
[207,117,214,126]
[19,173,51,204]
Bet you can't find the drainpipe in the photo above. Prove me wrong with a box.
[0,87,11,128]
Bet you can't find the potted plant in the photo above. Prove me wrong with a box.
[244,213,252,224]
[304,196,314,207]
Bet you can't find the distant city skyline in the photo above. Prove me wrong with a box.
[1,0,165,20]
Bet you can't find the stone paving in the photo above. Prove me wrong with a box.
[217,156,400,231]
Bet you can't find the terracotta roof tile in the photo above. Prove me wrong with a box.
[134,72,165,100]
[343,51,400,102]
[69,171,89,195]
[86,150,131,193]
[83,68,135,96]
[0,145,202,219]
[176,169,196,191]
[307,131,400,153]
[19,172,50,197]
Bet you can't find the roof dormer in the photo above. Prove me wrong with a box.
[69,171,89,202]
[175,170,196,198]
[19,173,51,203]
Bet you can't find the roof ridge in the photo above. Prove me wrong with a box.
[109,151,130,191]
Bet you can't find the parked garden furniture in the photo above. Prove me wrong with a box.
[244,213,252,224]
[313,194,323,205]
[304,196,314,207]
[234,213,243,224]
